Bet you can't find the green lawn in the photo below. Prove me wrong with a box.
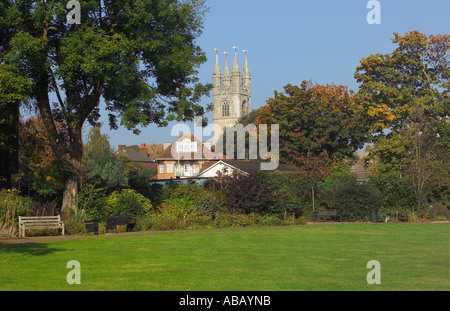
[0,224,448,290]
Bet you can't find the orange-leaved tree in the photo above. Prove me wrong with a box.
[255,81,370,209]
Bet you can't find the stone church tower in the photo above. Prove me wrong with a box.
[211,48,251,147]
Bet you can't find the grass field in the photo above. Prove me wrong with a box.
[0,223,448,291]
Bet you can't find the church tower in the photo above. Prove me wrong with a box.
[211,48,251,146]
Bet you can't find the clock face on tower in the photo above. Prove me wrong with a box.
[221,91,228,99]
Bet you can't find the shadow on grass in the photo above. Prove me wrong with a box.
[0,242,67,256]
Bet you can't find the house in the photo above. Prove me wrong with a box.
[152,133,225,180]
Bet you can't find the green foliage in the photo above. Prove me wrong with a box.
[149,183,216,230]
[1,0,211,208]
[32,159,73,197]
[84,125,128,190]
[355,31,449,137]
[317,160,358,209]
[106,189,153,218]
[0,65,30,187]
[213,212,259,228]
[126,162,156,188]
[369,171,416,220]
[331,177,383,221]
[263,171,308,218]
[0,189,31,220]
[76,183,107,220]
[63,217,88,236]
[355,31,450,216]
[0,189,32,237]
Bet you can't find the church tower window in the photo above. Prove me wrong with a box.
[222,101,230,117]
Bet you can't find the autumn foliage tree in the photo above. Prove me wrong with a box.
[255,81,369,209]
[19,116,72,198]
[256,81,368,166]
[355,31,450,217]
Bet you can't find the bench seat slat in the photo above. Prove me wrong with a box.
[313,209,342,222]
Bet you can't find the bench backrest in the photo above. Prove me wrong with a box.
[106,216,129,225]
[19,216,62,224]
[313,209,340,216]
[116,216,129,225]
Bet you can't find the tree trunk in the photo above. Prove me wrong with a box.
[36,78,66,159]
[0,101,19,189]
[62,125,83,210]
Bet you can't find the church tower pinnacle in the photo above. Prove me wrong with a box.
[231,47,241,89]
[242,50,251,91]
[213,48,221,87]
[211,48,252,147]
[222,51,231,87]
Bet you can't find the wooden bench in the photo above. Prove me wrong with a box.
[313,209,343,222]
[106,216,137,233]
[18,216,65,237]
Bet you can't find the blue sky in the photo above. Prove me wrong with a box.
[93,0,450,149]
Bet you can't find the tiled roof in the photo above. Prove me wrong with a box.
[156,133,225,160]
[124,150,155,163]
[351,152,370,182]
[222,160,298,173]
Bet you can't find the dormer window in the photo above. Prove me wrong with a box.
[176,138,198,152]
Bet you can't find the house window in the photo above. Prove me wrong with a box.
[222,101,230,117]
[193,163,199,175]
[184,162,191,176]
[167,163,173,174]
[159,163,165,174]
[177,138,198,152]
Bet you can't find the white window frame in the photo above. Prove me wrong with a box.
[159,163,165,174]
[166,162,174,174]
[177,139,198,153]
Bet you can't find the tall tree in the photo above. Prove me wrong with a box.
[355,31,450,216]
[0,0,211,208]
[0,64,30,189]
[83,124,128,190]
[255,81,368,168]
[255,81,369,210]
